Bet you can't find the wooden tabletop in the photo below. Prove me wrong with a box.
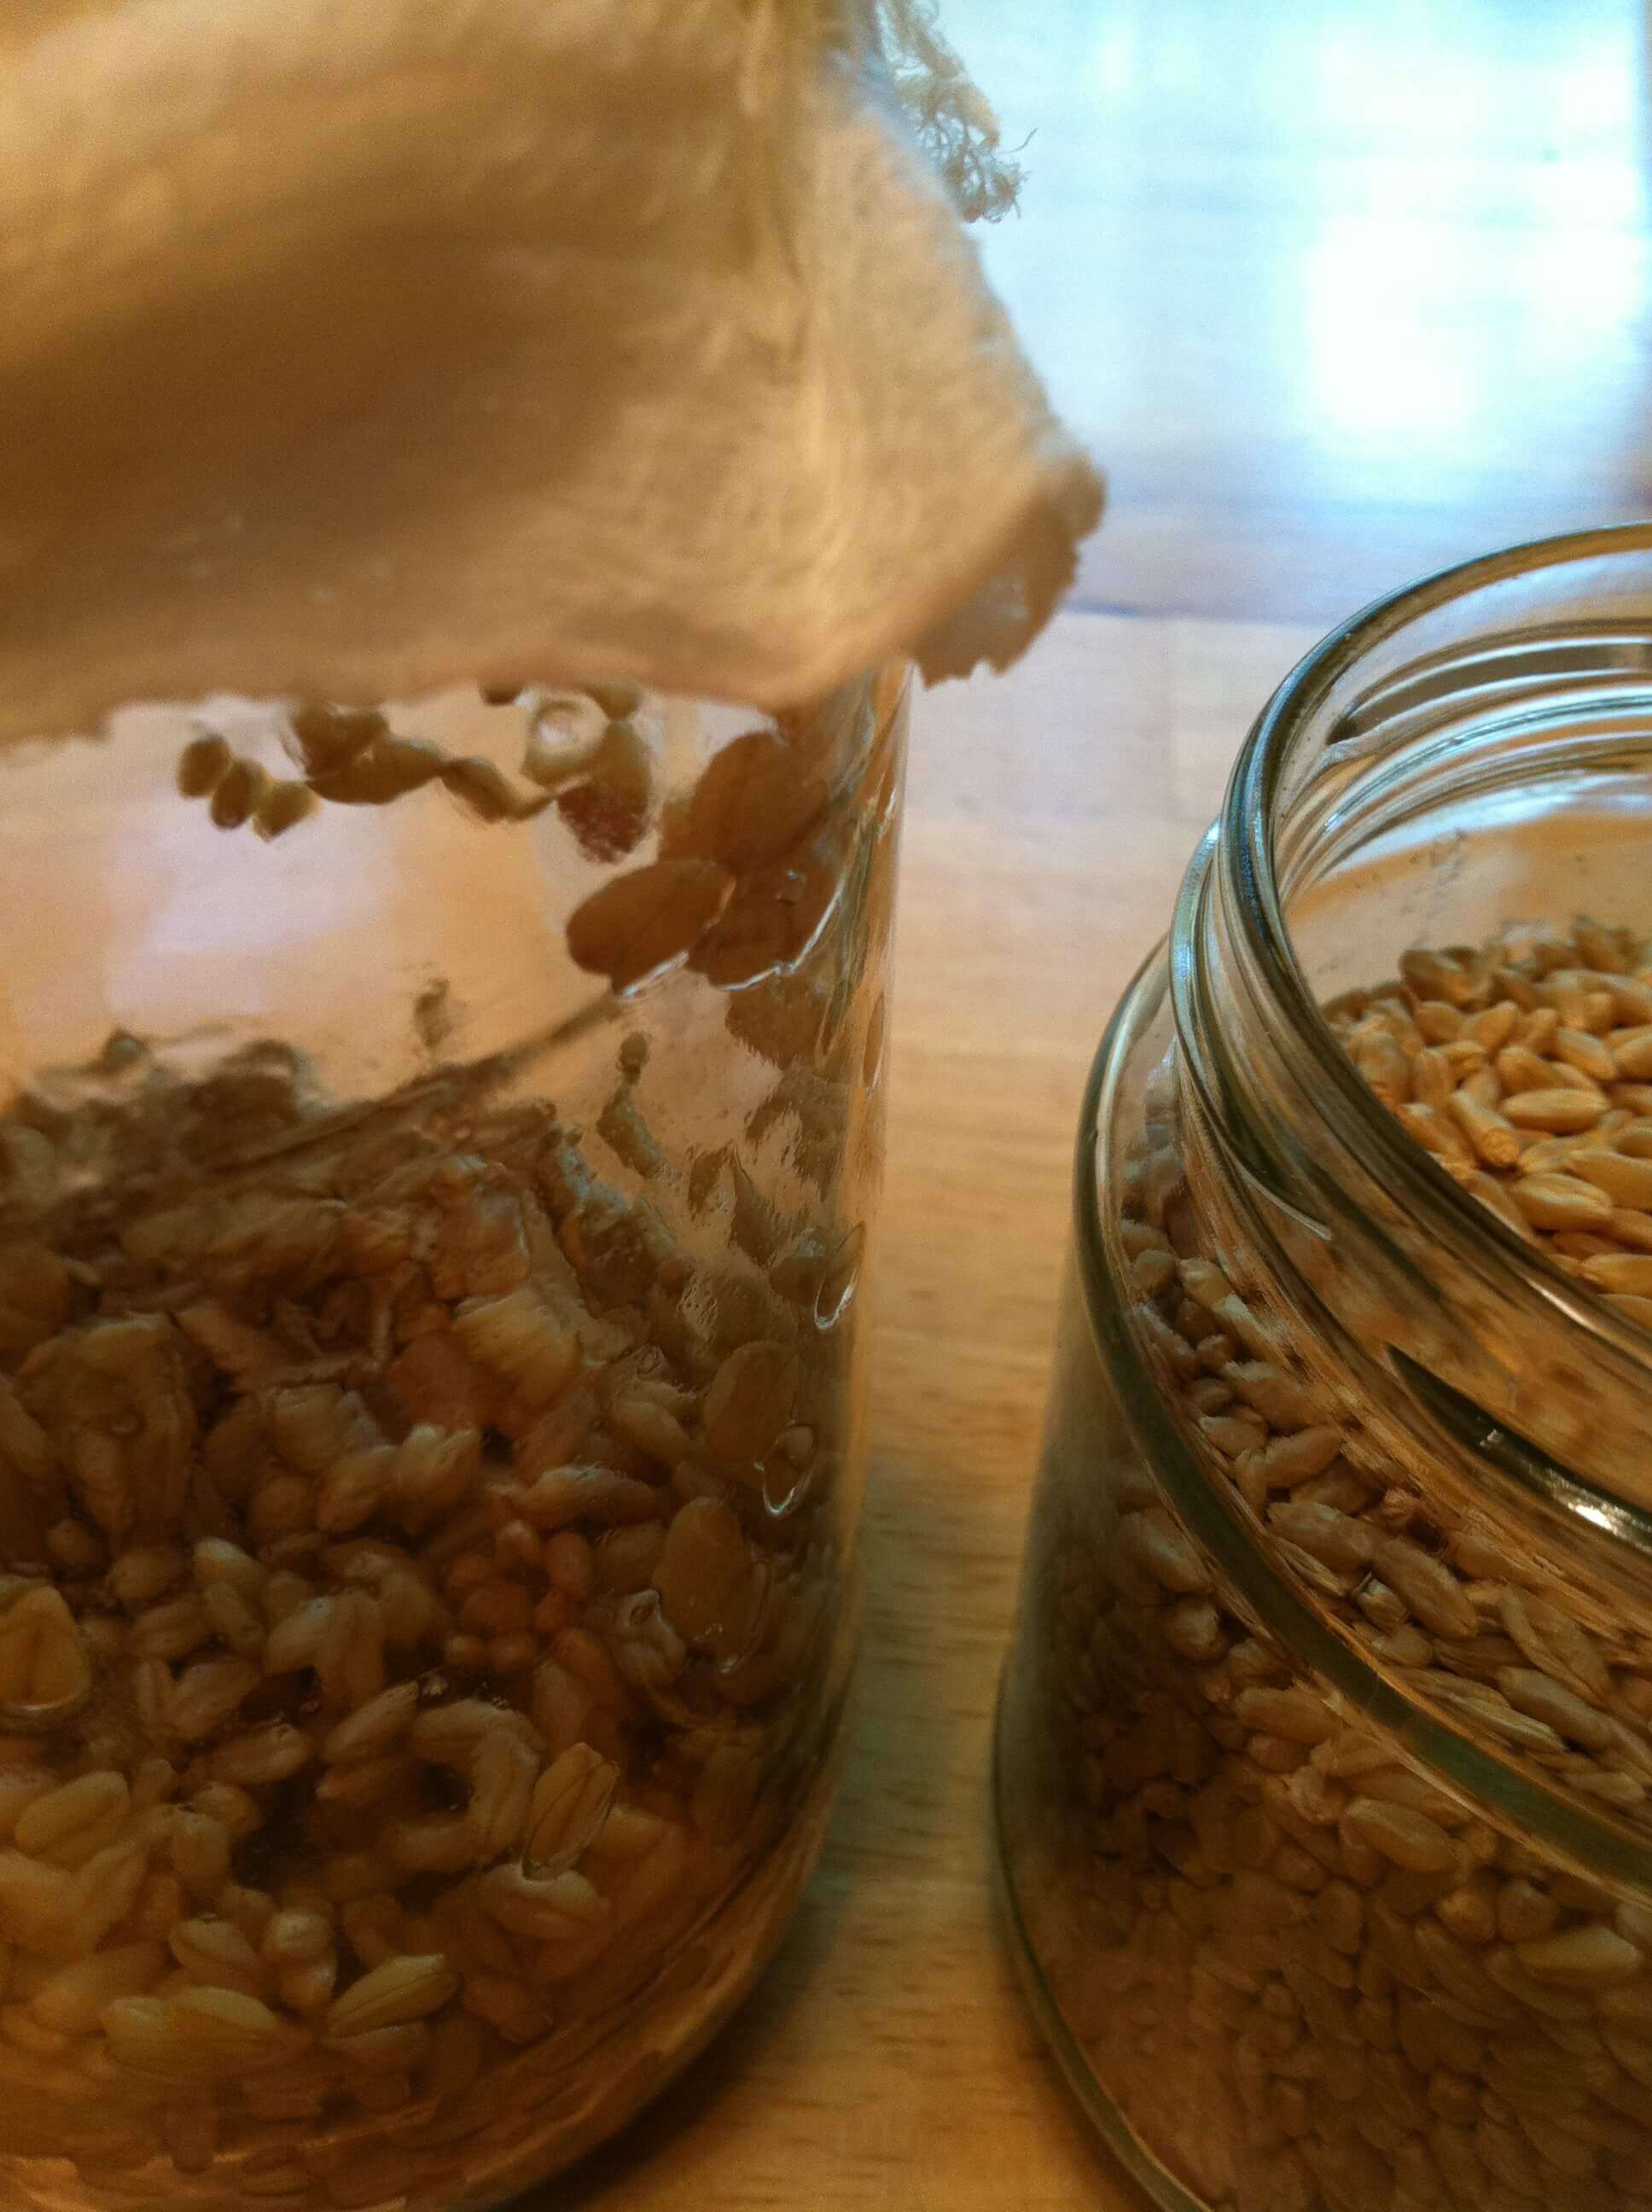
[563,4,1652,2205]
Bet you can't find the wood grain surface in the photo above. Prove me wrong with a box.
[554,4,1652,2204]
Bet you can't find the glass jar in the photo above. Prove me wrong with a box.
[0,665,905,2209]
[996,527,1652,2212]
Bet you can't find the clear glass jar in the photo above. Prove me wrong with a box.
[996,527,1652,2212]
[0,665,905,2209]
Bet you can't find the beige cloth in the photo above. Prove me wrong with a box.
[0,0,1102,741]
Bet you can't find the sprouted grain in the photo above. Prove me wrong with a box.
[0,673,898,2207]
[0,1039,847,2205]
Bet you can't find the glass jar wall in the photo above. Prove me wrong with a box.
[997,528,1652,2212]
[0,666,905,2210]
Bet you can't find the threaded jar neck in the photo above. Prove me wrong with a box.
[1169,526,1652,1538]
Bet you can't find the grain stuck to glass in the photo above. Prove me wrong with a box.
[1000,921,1652,2212]
[0,673,905,2209]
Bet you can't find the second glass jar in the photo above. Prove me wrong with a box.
[998,527,1652,2212]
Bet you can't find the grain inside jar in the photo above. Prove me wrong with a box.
[999,918,1652,2212]
[0,672,903,2209]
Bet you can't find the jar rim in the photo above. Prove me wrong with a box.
[1196,521,1652,1388]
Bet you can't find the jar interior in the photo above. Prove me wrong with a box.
[1245,544,1652,1012]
